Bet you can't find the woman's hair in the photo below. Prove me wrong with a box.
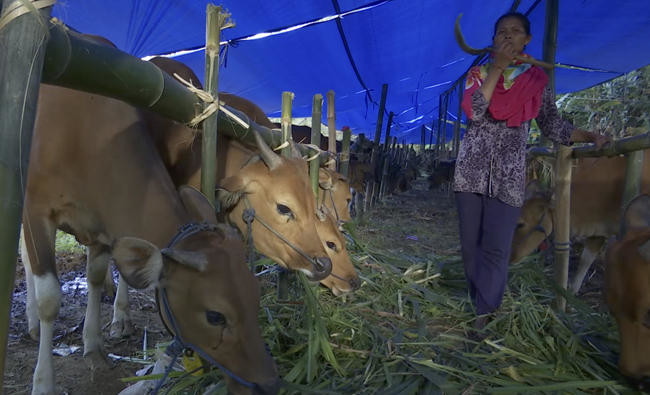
[494,12,531,36]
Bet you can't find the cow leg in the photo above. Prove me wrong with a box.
[110,274,133,338]
[20,229,39,341]
[101,249,116,300]
[83,245,111,371]
[23,218,61,395]
[569,237,605,294]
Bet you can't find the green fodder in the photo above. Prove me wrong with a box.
[135,217,626,394]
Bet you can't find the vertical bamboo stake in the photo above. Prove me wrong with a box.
[278,91,294,301]
[0,0,52,384]
[202,5,232,207]
[452,83,463,158]
[620,150,644,235]
[326,90,337,170]
[383,111,393,152]
[420,124,426,153]
[365,84,388,211]
[339,126,351,178]
[553,145,572,312]
[310,94,323,197]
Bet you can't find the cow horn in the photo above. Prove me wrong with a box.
[454,14,488,55]
[454,14,555,69]
[253,129,282,170]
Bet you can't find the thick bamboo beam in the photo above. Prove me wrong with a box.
[40,22,332,165]
[539,0,558,148]
[277,92,294,301]
[552,145,572,312]
[452,83,463,158]
[365,84,388,211]
[326,90,336,170]
[0,0,52,385]
[383,111,393,153]
[528,132,650,160]
[310,94,323,197]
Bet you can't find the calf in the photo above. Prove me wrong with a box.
[510,152,650,294]
[318,167,352,223]
[22,83,278,394]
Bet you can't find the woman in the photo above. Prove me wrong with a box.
[452,12,609,331]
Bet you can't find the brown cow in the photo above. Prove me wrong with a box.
[510,151,650,294]
[316,208,360,295]
[318,167,352,223]
[21,83,278,394]
[605,194,650,390]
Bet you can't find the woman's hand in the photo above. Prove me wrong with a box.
[571,129,612,149]
[492,42,517,71]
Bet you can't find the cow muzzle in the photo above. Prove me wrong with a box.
[306,256,332,281]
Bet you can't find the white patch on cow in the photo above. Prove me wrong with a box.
[111,275,133,338]
[20,231,39,340]
[32,272,61,395]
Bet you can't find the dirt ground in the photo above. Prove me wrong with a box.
[2,178,607,394]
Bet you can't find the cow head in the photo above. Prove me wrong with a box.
[606,194,650,391]
[316,208,360,295]
[510,184,554,264]
[319,167,352,223]
[112,186,279,394]
[217,132,332,281]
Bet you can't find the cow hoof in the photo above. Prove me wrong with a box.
[84,350,113,378]
[110,319,134,338]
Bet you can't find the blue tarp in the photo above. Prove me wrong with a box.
[51,0,650,143]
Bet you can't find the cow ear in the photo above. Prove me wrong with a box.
[160,248,208,272]
[319,168,333,190]
[179,185,217,224]
[112,237,163,290]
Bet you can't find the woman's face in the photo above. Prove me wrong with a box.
[493,17,531,54]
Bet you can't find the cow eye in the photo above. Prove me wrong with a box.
[277,204,294,219]
[516,222,525,229]
[642,310,650,329]
[206,310,226,326]
[326,241,338,252]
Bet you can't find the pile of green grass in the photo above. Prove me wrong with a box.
[143,220,626,394]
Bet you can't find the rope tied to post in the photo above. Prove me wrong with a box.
[0,0,56,32]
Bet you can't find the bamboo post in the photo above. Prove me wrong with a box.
[310,94,323,197]
[365,83,388,211]
[553,145,572,312]
[420,124,426,153]
[202,5,232,208]
[452,83,463,158]
[326,90,336,170]
[277,91,295,301]
[0,0,52,384]
[620,146,645,236]
[379,153,390,200]
[383,111,393,152]
[339,126,351,178]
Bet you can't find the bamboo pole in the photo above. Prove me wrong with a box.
[527,132,650,160]
[620,144,645,236]
[310,94,323,197]
[553,145,572,312]
[202,5,232,207]
[326,90,336,170]
[383,111,393,152]
[277,92,294,301]
[452,83,463,158]
[339,126,351,178]
[0,0,52,385]
[365,84,388,211]
[420,124,426,153]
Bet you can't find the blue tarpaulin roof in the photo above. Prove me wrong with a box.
[51,0,650,143]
